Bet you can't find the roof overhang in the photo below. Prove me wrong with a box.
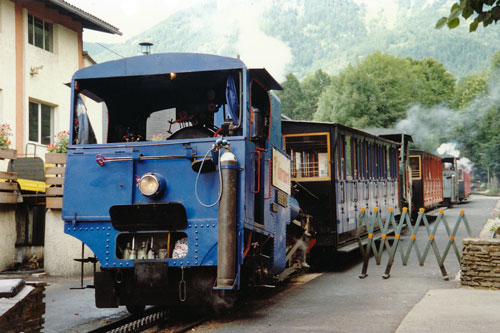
[35,0,121,35]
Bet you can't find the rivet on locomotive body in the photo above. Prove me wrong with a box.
[67,228,70,231]
[195,261,198,265]
[119,263,123,266]
[195,236,199,240]
[85,228,88,231]
[106,257,109,261]
[73,227,76,231]
[194,225,198,228]
[97,227,100,230]
[201,225,203,228]
[195,230,198,234]
[106,239,109,242]
[212,224,215,227]
[106,251,109,254]
[113,263,116,266]
[195,243,198,246]
[91,227,94,231]
[126,262,129,266]
[105,263,108,266]
[108,227,111,230]
[106,233,110,236]
[206,224,209,228]
[80,228,82,231]
[106,245,109,248]
[195,249,198,253]
[195,256,198,259]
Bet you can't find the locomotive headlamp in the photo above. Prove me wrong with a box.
[139,173,166,197]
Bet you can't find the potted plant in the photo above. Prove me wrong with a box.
[0,123,16,160]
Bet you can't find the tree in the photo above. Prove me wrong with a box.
[276,74,304,119]
[277,70,332,121]
[314,52,455,128]
[451,71,488,109]
[436,0,500,32]
[298,70,332,120]
[407,58,456,106]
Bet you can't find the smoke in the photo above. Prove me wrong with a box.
[395,71,500,175]
[458,157,474,172]
[210,0,293,81]
[395,103,456,152]
[436,142,460,157]
[436,142,474,172]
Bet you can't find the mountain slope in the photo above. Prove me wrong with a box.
[83,0,500,79]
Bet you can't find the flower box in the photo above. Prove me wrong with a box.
[45,153,66,165]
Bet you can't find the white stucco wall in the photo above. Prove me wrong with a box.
[0,0,17,135]
[44,209,96,276]
[24,10,79,155]
[0,206,16,272]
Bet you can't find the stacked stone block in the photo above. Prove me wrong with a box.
[461,238,500,288]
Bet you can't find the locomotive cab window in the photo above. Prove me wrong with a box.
[250,80,271,146]
[283,133,330,181]
[72,70,242,144]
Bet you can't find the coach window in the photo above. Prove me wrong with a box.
[345,136,352,180]
[283,133,330,181]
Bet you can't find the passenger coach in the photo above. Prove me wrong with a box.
[282,121,400,255]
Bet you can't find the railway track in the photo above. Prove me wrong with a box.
[88,306,209,333]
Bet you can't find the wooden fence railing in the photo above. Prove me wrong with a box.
[0,149,18,204]
[45,153,66,209]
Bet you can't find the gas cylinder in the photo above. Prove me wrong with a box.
[216,149,238,288]
[147,237,155,259]
[137,242,147,260]
[123,242,131,259]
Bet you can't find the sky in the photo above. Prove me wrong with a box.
[67,0,197,43]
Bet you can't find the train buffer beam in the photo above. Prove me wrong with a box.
[356,207,473,280]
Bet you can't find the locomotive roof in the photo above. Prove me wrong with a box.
[362,128,414,143]
[282,120,400,146]
[72,53,282,90]
[409,149,442,159]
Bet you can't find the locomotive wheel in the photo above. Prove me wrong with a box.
[126,304,145,314]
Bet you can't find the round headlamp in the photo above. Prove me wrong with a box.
[138,173,166,197]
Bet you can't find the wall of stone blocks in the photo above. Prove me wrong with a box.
[461,238,500,288]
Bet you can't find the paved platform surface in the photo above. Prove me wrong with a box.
[397,288,500,333]
[43,277,128,333]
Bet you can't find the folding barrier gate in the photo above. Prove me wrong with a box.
[356,207,473,280]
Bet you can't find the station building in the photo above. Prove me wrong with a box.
[0,0,120,275]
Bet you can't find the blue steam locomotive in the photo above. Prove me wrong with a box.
[62,53,402,312]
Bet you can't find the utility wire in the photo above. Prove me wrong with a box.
[96,42,124,58]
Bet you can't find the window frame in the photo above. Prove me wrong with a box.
[409,155,422,180]
[27,14,53,52]
[283,132,331,182]
[28,100,53,145]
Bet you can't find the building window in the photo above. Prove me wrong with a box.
[27,14,52,51]
[29,101,53,144]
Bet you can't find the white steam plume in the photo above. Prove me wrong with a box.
[437,142,460,157]
[211,0,292,81]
